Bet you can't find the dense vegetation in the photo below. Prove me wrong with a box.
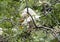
[0,0,60,42]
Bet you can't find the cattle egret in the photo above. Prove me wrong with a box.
[21,8,40,25]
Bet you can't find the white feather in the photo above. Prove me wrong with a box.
[21,8,37,17]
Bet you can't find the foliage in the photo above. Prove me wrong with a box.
[0,0,60,42]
